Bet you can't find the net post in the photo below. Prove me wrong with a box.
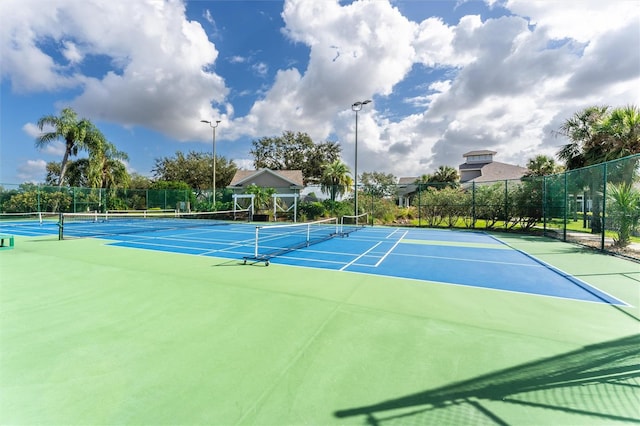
[254,226,260,258]
[58,212,64,240]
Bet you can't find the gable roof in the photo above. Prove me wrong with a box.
[461,161,527,183]
[463,150,497,157]
[229,169,304,188]
[397,177,418,185]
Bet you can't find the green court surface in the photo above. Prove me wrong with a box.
[1,232,639,425]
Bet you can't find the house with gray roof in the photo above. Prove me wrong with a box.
[397,150,527,205]
[228,169,304,191]
[228,169,305,220]
[459,150,527,183]
[397,176,418,207]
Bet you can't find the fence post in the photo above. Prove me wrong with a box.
[601,162,607,250]
[471,182,476,229]
[542,175,547,236]
[504,179,508,230]
[563,171,568,241]
[418,185,422,227]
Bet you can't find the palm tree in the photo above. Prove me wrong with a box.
[607,182,640,247]
[556,105,610,169]
[556,106,612,233]
[525,155,562,177]
[431,165,459,188]
[598,105,640,161]
[320,160,352,202]
[87,140,130,189]
[36,108,105,186]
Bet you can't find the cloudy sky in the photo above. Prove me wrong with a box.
[1,0,639,185]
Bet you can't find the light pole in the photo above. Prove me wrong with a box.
[351,100,371,216]
[201,119,221,209]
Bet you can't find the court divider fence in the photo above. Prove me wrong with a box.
[1,154,638,260]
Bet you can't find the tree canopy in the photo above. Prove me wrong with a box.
[360,171,397,197]
[36,107,110,187]
[556,105,640,169]
[250,131,341,185]
[37,107,130,189]
[152,151,237,196]
[320,160,352,202]
[524,155,562,177]
[414,165,459,188]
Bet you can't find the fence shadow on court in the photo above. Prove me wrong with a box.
[334,334,640,425]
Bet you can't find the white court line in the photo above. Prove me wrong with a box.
[340,230,408,271]
[374,230,408,266]
[340,241,383,271]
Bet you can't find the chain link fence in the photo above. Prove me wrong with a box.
[2,154,638,259]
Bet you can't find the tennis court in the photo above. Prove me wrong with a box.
[1,216,638,424]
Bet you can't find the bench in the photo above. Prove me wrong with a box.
[0,234,14,250]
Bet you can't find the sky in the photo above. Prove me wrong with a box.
[1,0,639,185]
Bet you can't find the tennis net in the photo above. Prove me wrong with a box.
[59,209,251,239]
[0,211,58,225]
[340,212,369,235]
[244,217,339,265]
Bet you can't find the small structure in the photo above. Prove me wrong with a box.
[397,177,418,207]
[459,150,527,183]
[228,169,304,221]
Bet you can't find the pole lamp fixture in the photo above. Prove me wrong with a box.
[351,100,371,217]
[200,119,221,209]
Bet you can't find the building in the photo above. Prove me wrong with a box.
[228,169,304,191]
[459,150,527,183]
[227,169,304,220]
[396,177,418,207]
[397,150,527,205]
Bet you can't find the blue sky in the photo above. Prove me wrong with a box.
[1,0,639,185]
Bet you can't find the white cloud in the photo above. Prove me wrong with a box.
[252,62,269,77]
[61,40,83,64]
[3,0,639,182]
[22,122,44,138]
[503,0,640,42]
[1,0,229,142]
[16,159,47,182]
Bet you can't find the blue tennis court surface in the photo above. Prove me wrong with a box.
[0,219,625,305]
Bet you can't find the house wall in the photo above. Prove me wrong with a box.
[238,174,297,193]
[460,169,482,182]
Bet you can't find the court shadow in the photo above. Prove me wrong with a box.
[211,259,247,267]
[334,334,640,425]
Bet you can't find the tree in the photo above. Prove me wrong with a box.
[36,107,105,187]
[44,144,130,190]
[129,173,152,189]
[607,182,640,247]
[152,151,237,197]
[556,105,640,233]
[555,105,610,169]
[524,155,562,177]
[245,184,276,213]
[414,165,458,189]
[431,165,459,188]
[87,140,130,189]
[360,171,397,197]
[250,131,341,184]
[597,105,640,161]
[320,160,352,202]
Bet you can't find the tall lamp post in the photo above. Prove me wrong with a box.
[200,119,221,209]
[351,100,371,216]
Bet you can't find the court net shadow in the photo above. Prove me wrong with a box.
[334,334,640,425]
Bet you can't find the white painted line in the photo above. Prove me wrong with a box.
[340,241,383,271]
[375,230,407,267]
